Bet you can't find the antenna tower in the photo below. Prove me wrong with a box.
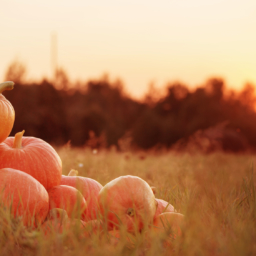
[51,32,58,81]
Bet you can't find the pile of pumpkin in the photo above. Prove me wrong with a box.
[0,81,184,247]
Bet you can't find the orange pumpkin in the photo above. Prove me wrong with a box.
[42,219,87,236]
[46,208,69,221]
[82,219,103,237]
[0,130,62,190]
[61,169,103,221]
[107,229,121,245]
[41,208,86,235]
[107,229,136,247]
[41,208,68,234]
[98,175,157,232]
[154,199,175,219]
[0,168,49,226]
[152,212,184,246]
[48,185,87,219]
[0,81,15,143]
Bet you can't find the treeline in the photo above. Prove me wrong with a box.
[3,74,256,152]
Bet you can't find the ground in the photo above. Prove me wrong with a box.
[1,148,256,256]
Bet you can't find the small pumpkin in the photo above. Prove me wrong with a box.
[41,208,86,235]
[82,219,103,237]
[0,168,49,226]
[107,229,136,247]
[152,212,184,247]
[61,169,103,221]
[46,208,69,220]
[48,185,87,219]
[154,199,175,219]
[0,130,62,190]
[0,81,15,143]
[98,175,157,232]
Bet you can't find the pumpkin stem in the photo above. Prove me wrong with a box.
[151,186,157,195]
[0,81,14,94]
[68,169,78,176]
[127,208,135,217]
[13,130,25,149]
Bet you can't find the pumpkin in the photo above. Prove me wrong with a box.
[46,208,69,221]
[106,230,135,247]
[0,81,15,143]
[42,219,86,236]
[41,208,86,236]
[154,199,175,219]
[41,208,69,234]
[82,219,103,237]
[48,185,87,219]
[0,168,49,226]
[152,212,184,247]
[98,175,157,232]
[61,169,103,221]
[0,130,62,190]
[107,229,121,245]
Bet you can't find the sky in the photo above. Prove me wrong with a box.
[1,0,256,98]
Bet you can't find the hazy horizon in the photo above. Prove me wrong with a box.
[1,0,256,98]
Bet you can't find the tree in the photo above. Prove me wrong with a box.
[5,60,27,84]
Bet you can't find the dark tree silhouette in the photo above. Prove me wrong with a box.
[2,71,256,152]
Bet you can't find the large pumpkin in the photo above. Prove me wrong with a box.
[98,175,157,232]
[0,168,49,226]
[61,170,103,221]
[48,185,87,219]
[0,131,62,190]
[0,81,15,143]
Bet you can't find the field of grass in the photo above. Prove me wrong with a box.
[1,147,256,256]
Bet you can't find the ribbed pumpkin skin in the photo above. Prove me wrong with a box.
[154,199,175,219]
[48,185,87,218]
[0,168,49,226]
[61,175,103,220]
[0,94,15,143]
[98,175,157,232]
[0,136,62,190]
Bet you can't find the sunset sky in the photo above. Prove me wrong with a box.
[1,0,256,98]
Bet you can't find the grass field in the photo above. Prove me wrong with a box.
[1,148,256,256]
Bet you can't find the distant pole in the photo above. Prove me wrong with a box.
[51,32,57,81]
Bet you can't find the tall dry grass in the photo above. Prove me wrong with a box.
[0,148,255,255]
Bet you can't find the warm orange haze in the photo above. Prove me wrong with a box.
[1,1,256,256]
[1,0,256,97]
